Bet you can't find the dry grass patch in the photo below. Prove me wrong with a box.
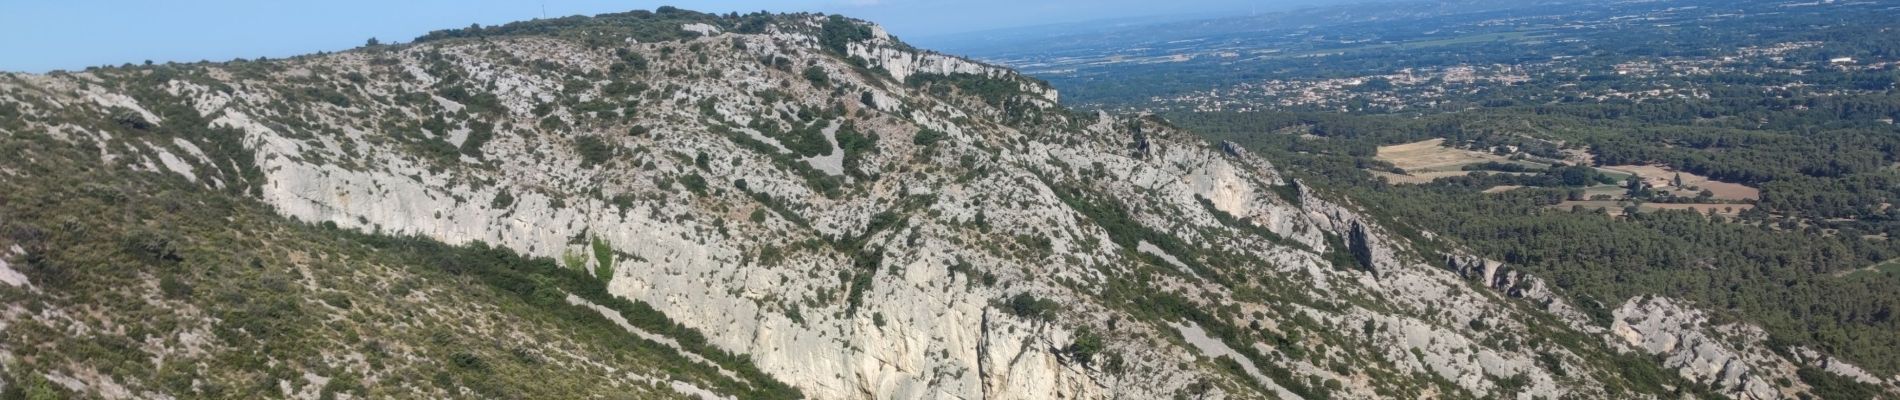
[1481,185,1523,194]
[1372,138,1532,184]
[1599,164,1759,201]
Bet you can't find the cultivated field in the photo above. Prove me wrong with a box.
[1481,185,1523,193]
[1373,139,1534,184]
[1368,141,1765,223]
[1600,164,1760,201]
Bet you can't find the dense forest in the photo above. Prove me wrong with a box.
[971,0,1900,382]
[1168,108,1900,377]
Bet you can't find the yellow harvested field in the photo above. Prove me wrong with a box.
[1481,185,1523,193]
[1373,139,1522,184]
[1600,164,1760,201]
[1371,170,1483,184]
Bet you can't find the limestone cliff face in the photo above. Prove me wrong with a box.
[1441,255,1899,399]
[4,10,1891,400]
[1609,297,1900,399]
[843,35,1059,104]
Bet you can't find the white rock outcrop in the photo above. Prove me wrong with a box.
[1611,296,1897,399]
[8,13,1892,400]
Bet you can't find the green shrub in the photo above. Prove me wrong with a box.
[491,191,515,209]
[844,251,883,316]
[679,173,709,194]
[124,229,184,264]
[802,66,830,87]
[836,124,879,173]
[449,352,487,371]
[1269,183,1302,206]
[1006,293,1059,321]
[1066,328,1106,366]
[591,237,615,281]
[459,121,495,157]
[818,15,873,55]
[159,275,193,299]
[913,129,948,146]
[574,136,616,167]
[562,250,586,271]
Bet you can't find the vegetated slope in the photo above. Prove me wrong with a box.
[0,139,792,399]
[0,7,1891,399]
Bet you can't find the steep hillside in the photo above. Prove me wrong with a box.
[0,8,1892,399]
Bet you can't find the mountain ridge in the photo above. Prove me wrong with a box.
[0,8,1892,399]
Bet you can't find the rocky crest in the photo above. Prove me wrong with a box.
[0,8,1893,400]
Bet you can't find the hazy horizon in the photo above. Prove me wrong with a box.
[0,0,1348,73]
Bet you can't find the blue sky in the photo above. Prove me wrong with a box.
[0,0,1320,73]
